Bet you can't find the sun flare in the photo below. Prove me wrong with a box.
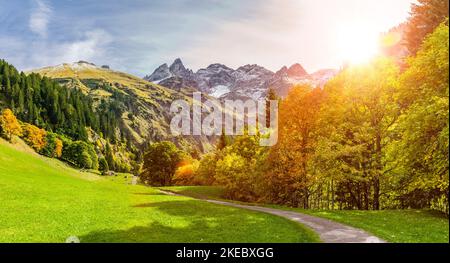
[336,25,381,65]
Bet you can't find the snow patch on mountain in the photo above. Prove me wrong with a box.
[145,59,338,100]
[210,85,231,98]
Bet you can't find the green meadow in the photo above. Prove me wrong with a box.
[0,139,318,243]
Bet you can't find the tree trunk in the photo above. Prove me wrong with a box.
[326,181,330,210]
[373,178,380,210]
[373,133,382,210]
[331,180,335,210]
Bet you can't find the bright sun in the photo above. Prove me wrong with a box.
[336,25,380,65]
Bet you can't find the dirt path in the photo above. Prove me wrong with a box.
[159,190,386,243]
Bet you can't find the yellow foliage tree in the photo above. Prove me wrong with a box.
[173,160,200,186]
[0,108,22,140]
[263,85,325,208]
[22,123,47,151]
[55,138,63,158]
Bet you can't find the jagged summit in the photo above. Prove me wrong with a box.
[204,63,233,72]
[169,58,186,74]
[145,63,171,82]
[145,59,338,100]
[287,63,308,77]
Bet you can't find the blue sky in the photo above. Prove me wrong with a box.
[0,0,415,76]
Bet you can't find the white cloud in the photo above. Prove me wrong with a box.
[56,29,113,63]
[11,29,114,71]
[29,0,52,38]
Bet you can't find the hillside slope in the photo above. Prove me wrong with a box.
[31,61,212,153]
[0,138,318,242]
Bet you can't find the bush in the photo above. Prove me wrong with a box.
[41,133,57,157]
[62,140,98,169]
[215,153,259,202]
[173,160,200,186]
[213,135,266,202]
[98,157,109,174]
[195,153,218,185]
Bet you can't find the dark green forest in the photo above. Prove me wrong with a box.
[0,60,122,141]
[0,60,127,171]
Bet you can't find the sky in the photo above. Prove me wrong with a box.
[0,0,416,76]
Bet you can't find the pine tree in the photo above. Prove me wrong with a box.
[265,88,278,128]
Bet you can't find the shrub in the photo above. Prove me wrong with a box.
[62,140,98,169]
[215,153,258,202]
[173,160,200,186]
[40,133,63,158]
[195,152,218,185]
[99,157,109,174]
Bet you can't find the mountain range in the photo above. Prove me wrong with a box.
[144,58,338,100]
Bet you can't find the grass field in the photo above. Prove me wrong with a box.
[164,186,449,243]
[162,186,225,200]
[0,139,319,243]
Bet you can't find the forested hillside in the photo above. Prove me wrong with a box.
[0,60,212,174]
[30,61,212,153]
[0,60,100,140]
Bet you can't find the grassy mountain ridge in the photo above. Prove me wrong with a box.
[30,61,213,154]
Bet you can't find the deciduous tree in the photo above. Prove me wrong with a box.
[140,141,183,186]
[0,108,22,140]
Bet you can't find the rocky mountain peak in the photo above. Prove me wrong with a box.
[274,66,288,78]
[236,64,258,72]
[204,63,233,73]
[144,63,170,82]
[235,64,274,77]
[144,59,337,100]
[287,63,308,77]
[169,58,187,75]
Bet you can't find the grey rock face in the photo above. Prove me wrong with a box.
[169,58,194,78]
[145,59,338,100]
[144,63,171,82]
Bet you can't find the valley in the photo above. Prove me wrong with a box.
[0,0,448,246]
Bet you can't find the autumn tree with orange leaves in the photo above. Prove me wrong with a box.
[0,108,22,141]
[263,85,325,208]
[22,123,47,151]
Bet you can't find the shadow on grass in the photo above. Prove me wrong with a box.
[79,200,313,243]
[79,220,214,243]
